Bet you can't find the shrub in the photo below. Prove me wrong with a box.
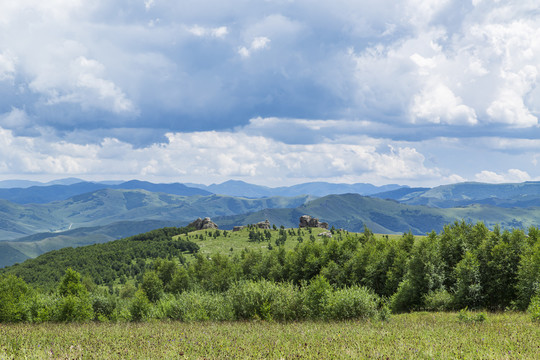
[268,282,304,321]
[227,280,303,321]
[58,268,87,298]
[167,267,190,294]
[198,292,234,321]
[119,281,137,299]
[130,289,152,321]
[92,294,117,321]
[457,308,487,323]
[423,288,453,311]
[324,285,380,320]
[302,275,332,319]
[141,271,163,303]
[174,292,209,321]
[0,274,33,323]
[378,302,392,321]
[158,291,234,322]
[227,280,277,320]
[25,293,56,323]
[54,295,94,322]
[110,299,132,322]
[528,294,540,322]
[389,279,415,313]
[53,268,94,322]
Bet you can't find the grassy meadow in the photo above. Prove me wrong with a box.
[176,226,406,259]
[178,226,330,256]
[1,312,539,359]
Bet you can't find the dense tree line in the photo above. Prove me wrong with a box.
[1,221,540,323]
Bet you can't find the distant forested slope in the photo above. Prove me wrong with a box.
[217,193,540,234]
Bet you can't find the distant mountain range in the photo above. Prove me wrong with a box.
[0,189,315,240]
[186,180,403,198]
[0,179,403,204]
[0,180,211,204]
[0,189,315,267]
[372,181,540,208]
[2,189,540,268]
[216,193,540,234]
[2,179,539,208]
[0,177,122,188]
[1,178,540,268]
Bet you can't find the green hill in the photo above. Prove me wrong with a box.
[0,220,191,268]
[0,190,315,267]
[0,189,315,240]
[0,226,198,290]
[373,181,540,208]
[0,224,342,289]
[3,190,540,269]
[0,243,29,268]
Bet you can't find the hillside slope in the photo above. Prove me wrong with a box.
[217,193,540,234]
[1,226,198,289]
[0,189,314,240]
[188,180,403,197]
[0,190,316,268]
[372,181,540,208]
[0,219,192,268]
[0,180,211,204]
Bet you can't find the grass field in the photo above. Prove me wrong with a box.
[180,227,331,256]
[176,227,406,259]
[1,312,538,359]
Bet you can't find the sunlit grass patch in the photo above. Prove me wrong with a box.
[1,312,539,359]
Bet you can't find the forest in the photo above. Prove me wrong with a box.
[1,221,540,323]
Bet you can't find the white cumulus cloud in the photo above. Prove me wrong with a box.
[474,169,532,183]
[30,56,136,115]
[411,83,478,125]
[239,37,271,58]
[187,25,228,38]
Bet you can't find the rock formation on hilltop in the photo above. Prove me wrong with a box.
[233,219,271,232]
[318,231,332,237]
[189,217,219,230]
[256,219,271,229]
[299,215,328,229]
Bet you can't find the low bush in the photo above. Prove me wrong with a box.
[324,285,380,320]
[92,294,117,321]
[228,280,278,320]
[24,293,56,323]
[527,294,540,321]
[0,274,33,323]
[424,288,454,311]
[129,289,152,321]
[157,291,234,322]
[457,308,487,323]
[302,275,332,319]
[389,279,415,313]
[228,280,304,321]
[54,295,94,322]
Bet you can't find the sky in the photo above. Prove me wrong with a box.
[0,0,539,187]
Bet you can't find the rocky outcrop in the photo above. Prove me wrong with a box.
[318,231,332,238]
[299,215,329,229]
[189,217,219,230]
[233,220,270,231]
[256,220,271,229]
